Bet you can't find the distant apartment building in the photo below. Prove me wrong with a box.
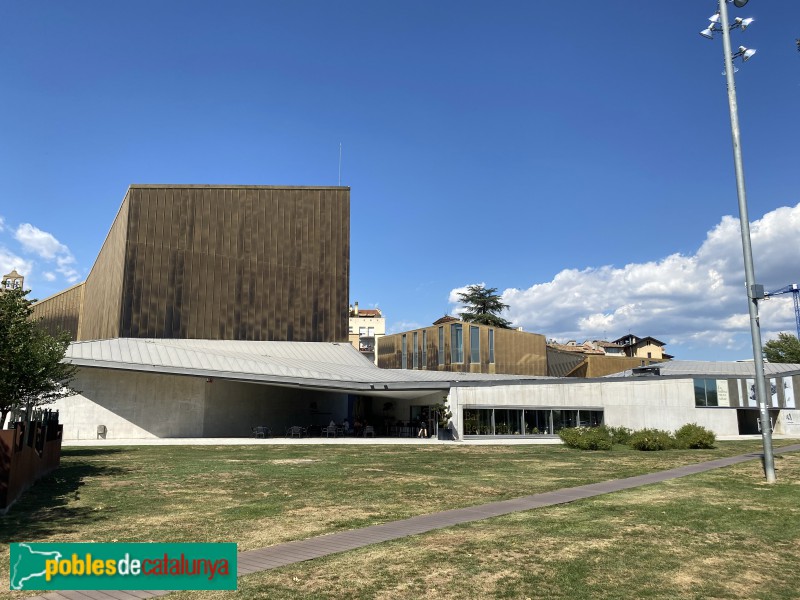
[544,338,666,378]
[377,318,548,376]
[348,302,385,364]
[612,334,673,360]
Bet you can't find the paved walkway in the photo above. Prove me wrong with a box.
[27,443,800,600]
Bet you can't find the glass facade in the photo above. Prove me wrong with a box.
[412,332,419,369]
[463,408,604,436]
[451,324,463,363]
[422,330,427,367]
[438,326,444,365]
[401,334,407,369]
[470,326,480,364]
[488,329,494,363]
[694,379,719,407]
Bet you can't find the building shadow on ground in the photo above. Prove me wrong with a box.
[0,448,126,544]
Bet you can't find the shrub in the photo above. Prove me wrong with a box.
[628,428,674,451]
[604,425,633,446]
[674,423,716,449]
[558,426,612,451]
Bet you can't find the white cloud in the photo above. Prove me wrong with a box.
[42,272,56,282]
[15,223,70,260]
[0,216,5,232]
[0,247,34,281]
[14,223,80,284]
[449,203,800,358]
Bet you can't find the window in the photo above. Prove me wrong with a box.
[422,331,427,367]
[401,335,407,369]
[368,327,374,336]
[438,326,444,365]
[488,329,495,363]
[464,408,604,436]
[470,326,480,364]
[359,326,366,336]
[450,324,463,363]
[349,326,353,334]
[463,409,493,435]
[552,410,579,432]
[694,379,718,407]
[524,410,551,434]
[412,332,419,369]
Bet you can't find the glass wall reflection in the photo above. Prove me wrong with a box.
[464,408,603,436]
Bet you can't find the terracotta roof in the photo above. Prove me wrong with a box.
[547,343,604,355]
[433,315,459,325]
[353,309,382,317]
[595,341,624,349]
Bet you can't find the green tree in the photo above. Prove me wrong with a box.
[0,287,77,428]
[764,332,800,364]
[457,284,512,329]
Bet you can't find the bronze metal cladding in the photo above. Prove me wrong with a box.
[377,321,547,376]
[31,283,84,339]
[34,185,350,343]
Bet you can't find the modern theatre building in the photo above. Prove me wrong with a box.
[29,184,800,441]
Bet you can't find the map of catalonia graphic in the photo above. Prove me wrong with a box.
[10,543,63,590]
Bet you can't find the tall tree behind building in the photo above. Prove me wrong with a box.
[764,332,800,364]
[457,284,512,329]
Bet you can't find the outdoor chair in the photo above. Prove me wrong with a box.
[286,425,303,438]
[364,425,375,438]
[322,425,336,437]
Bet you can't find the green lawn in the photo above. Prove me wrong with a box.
[2,441,799,598]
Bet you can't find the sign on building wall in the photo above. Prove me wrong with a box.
[745,379,757,407]
[742,377,795,408]
[784,378,796,409]
[716,380,730,406]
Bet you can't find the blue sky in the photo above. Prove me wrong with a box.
[1,1,799,361]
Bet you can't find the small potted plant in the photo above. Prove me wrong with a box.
[434,401,453,440]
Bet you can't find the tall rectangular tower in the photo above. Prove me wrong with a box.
[35,185,350,343]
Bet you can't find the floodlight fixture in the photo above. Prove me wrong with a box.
[700,26,715,39]
[741,46,757,61]
[709,13,721,24]
[739,17,754,30]
[731,0,749,7]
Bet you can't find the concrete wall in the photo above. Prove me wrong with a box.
[202,379,348,437]
[52,368,206,440]
[776,410,800,435]
[450,378,740,436]
[52,367,352,439]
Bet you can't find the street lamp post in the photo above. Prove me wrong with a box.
[703,0,776,482]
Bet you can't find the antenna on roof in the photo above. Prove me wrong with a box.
[338,143,342,186]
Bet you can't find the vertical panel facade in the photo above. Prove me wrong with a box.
[31,283,85,339]
[115,185,349,342]
[32,184,350,343]
[377,321,547,376]
[79,194,131,340]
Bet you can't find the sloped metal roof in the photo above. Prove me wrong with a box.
[606,360,800,378]
[65,338,542,392]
